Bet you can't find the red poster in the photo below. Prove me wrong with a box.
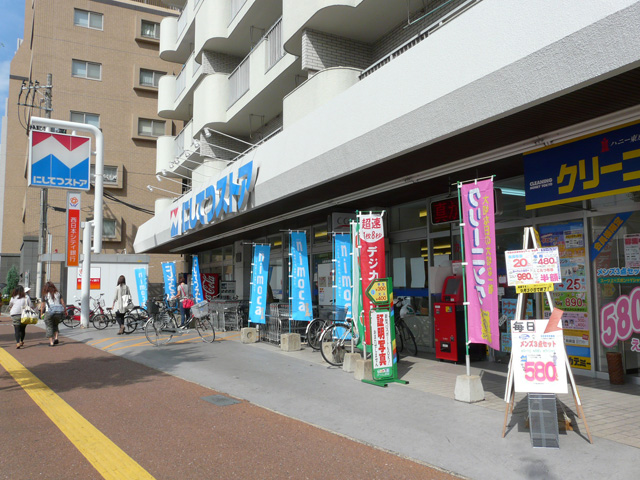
[359,213,386,345]
[67,192,81,267]
[201,273,219,301]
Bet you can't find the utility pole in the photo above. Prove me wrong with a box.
[33,73,52,299]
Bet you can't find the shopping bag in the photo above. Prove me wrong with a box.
[21,306,39,325]
[182,298,195,309]
[122,294,134,311]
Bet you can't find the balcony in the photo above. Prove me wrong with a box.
[160,0,195,63]
[156,120,202,179]
[283,67,360,128]
[193,17,300,137]
[157,51,204,120]
[195,0,282,60]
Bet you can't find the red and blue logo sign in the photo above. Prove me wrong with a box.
[29,131,91,190]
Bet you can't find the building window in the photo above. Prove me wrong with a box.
[70,111,100,128]
[138,118,165,137]
[72,60,101,80]
[90,165,119,185]
[141,20,160,39]
[139,69,164,88]
[88,217,117,239]
[74,9,103,30]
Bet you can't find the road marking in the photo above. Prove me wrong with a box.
[0,347,155,480]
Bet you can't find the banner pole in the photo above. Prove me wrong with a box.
[457,182,471,377]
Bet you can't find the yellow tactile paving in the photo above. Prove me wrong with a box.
[0,347,155,480]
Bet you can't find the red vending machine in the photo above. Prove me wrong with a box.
[434,276,464,362]
[434,275,486,363]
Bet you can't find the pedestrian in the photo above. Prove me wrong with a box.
[112,275,132,335]
[173,275,190,327]
[40,281,66,347]
[9,285,33,349]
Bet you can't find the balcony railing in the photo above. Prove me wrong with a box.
[177,6,188,37]
[175,66,187,99]
[228,56,250,108]
[265,17,284,72]
[174,120,193,158]
[230,0,248,23]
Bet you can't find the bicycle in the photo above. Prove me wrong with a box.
[144,298,215,346]
[395,316,417,357]
[123,305,150,334]
[318,316,360,367]
[306,305,349,351]
[63,294,108,328]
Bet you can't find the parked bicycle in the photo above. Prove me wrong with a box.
[306,305,349,350]
[144,298,215,346]
[62,294,108,328]
[318,315,360,367]
[123,305,150,334]
[395,315,418,357]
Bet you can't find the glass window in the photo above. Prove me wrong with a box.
[389,200,427,231]
[141,20,160,39]
[70,111,99,128]
[72,60,101,80]
[312,223,328,244]
[88,218,117,238]
[139,69,164,87]
[74,9,103,30]
[137,118,165,137]
[90,165,118,185]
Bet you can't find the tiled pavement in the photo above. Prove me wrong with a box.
[260,337,640,450]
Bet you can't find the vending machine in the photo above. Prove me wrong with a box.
[433,276,485,363]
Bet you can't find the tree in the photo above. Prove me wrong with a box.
[3,266,20,297]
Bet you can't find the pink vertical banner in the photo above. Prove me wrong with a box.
[461,179,500,350]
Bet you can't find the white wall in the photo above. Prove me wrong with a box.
[66,262,148,307]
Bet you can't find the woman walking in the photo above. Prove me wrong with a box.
[9,285,33,349]
[112,275,132,335]
[40,282,66,347]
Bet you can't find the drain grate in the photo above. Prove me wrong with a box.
[201,395,240,406]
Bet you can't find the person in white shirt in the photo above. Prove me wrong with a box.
[39,281,66,347]
[9,285,33,349]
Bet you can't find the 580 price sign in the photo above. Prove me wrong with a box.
[505,247,561,287]
[511,319,567,394]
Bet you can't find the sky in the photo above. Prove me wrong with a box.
[0,0,26,131]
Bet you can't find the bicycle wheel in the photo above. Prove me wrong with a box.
[123,314,137,334]
[128,306,149,322]
[320,323,349,366]
[395,324,405,354]
[92,314,109,330]
[306,318,325,350]
[62,306,81,328]
[144,314,174,346]
[401,323,418,357]
[195,315,216,343]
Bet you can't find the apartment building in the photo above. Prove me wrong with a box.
[136,0,640,381]
[0,0,183,291]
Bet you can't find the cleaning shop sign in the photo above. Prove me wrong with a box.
[170,160,257,238]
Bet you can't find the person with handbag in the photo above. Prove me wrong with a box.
[173,275,192,327]
[9,285,33,349]
[40,282,66,347]
[112,275,132,335]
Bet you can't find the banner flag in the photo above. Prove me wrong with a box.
[352,221,364,349]
[334,233,352,319]
[460,179,500,350]
[249,245,270,324]
[66,192,81,267]
[358,212,386,345]
[134,268,148,307]
[191,255,204,303]
[290,232,313,321]
[162,262,177,299]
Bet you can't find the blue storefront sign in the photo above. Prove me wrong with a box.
[524,121,640,210]
[249,245,270,324]
[162,262,177,298]
[191,255,204,303]
[290,232,312,321]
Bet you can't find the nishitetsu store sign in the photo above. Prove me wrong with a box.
[28,130,91,190]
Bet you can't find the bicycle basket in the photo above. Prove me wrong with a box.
[191,300,209,319]
[148,301,161,315]
[167,298,177,308]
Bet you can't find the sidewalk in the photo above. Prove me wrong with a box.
[6,316,640,479]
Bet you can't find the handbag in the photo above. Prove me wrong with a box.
[182,298,195,309]
[122,293,134,311]
[21,306,39,325]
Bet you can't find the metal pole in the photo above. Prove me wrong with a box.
[456,182,472,377]
[80,221,93,327]
[35,74,52,299]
